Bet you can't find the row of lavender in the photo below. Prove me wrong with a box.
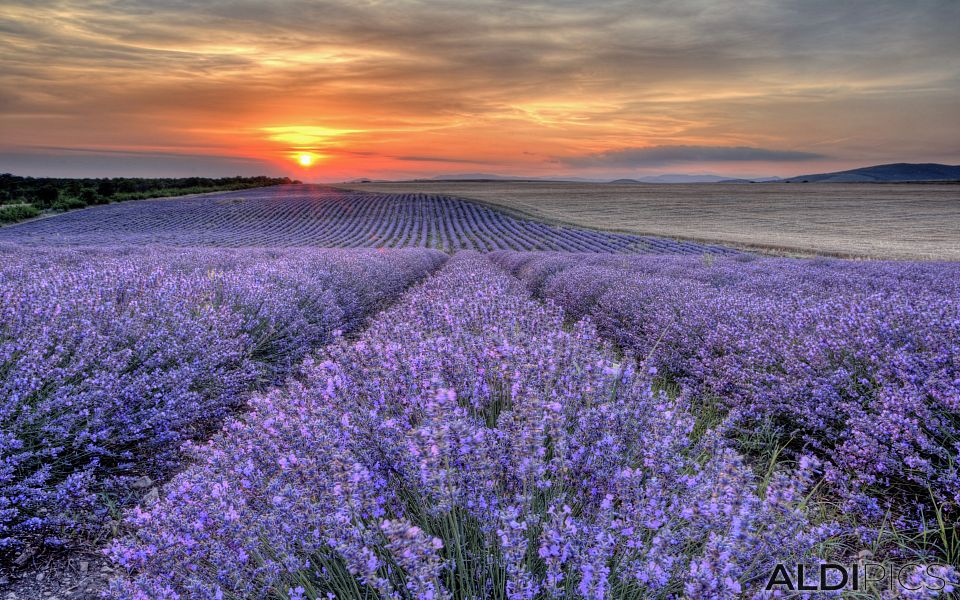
[106,253,858,599]
[0,245,446,559]
[0,185,736,255]
[490,252,960,528]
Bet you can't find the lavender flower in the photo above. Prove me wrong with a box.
[106,253,832,599]
[491,251,960,524]
[0,245,444,557]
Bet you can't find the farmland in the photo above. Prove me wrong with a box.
[1,185,958,599]
[344,181,960,260]
[0,185,735,255]
[6,0,958,595]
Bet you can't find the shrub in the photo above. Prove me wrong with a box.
[52,196,88,211]
[0,203,40,224]
[79,188,105,205]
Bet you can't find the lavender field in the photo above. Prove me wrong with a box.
[0,185,734,255]
[491,254,960,518]
[1,193,959,598]
[0,246,445,561]
[105,253,833,598]
[102,252,959,599]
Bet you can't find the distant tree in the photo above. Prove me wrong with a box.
[0,174,288,209]
[97,179,116,197]
[117,179,138,194]
[34,185,60,208]
[65,180,83,196]
[79,188,104,205]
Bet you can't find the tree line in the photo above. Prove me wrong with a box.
[0,175,299,224]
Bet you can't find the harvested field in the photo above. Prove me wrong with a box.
[344,181,960,260]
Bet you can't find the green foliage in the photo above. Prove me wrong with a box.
[0,203,41,224]
[0,173,293,209]
[0,173,295,224]
[79,188,105,205]
[873,491,960,567]
[52,197,88,211]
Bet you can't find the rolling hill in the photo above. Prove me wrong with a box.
[781,162,960,183]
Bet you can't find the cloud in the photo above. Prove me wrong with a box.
[0,0,957,178]
[393,155,492,165]
[0,148,280,178]
[561,145,826,168]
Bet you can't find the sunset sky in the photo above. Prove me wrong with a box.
[1,0,958,181]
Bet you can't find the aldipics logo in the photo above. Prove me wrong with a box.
[764,562,956,596]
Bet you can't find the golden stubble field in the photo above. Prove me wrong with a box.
[343,182,960,260]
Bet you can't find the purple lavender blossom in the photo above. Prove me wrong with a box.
[0,245,445,558]
[106,253,833,599]
[490,251,960,524]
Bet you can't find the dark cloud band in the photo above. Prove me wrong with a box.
[562,146,826,168]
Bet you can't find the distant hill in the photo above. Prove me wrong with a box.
[353,163,960,186]
[635,174,739,183]
[430,173,601,182]
[781,163,960,183]
[609,174,778,184]
[432,173,531,181]
[717,177,783,183]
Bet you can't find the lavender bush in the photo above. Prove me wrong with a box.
[490,252,960,525]
[107,253,836,599]
[0,245,445,558]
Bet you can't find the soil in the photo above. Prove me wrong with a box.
[1,550,114,600]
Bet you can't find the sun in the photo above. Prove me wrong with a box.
[296,153,316,167]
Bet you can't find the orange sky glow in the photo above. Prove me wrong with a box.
[1,1,958,181]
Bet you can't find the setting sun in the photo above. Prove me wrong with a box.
[297,153,316,167]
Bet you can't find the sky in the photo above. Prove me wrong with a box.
[1,0,958,182]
